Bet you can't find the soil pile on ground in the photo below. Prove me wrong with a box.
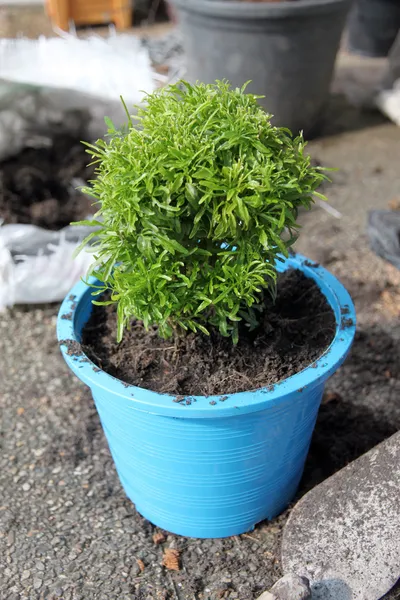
[81,269,336,395]
[0,134,95,230]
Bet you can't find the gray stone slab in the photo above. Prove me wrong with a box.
[282,431,400,600]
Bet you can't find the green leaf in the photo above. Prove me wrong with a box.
[197,299,212,312]
[278,207,285,229]
[236,197,250,227]
[71,219,103,227]
[199,180,225,191]
[197,323,210,336]
[219,318,228,337]
[259,229,269,249]
[232,324,239,345]
[104,116,116,132]
[192,168,215,179]
[313,191,327,201]
[72,231,99,258]
[158,236,189,255]
[171,174,184,193]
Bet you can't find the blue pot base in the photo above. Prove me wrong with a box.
[58,254,356,538]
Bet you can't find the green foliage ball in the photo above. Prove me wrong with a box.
[79,81,326,343]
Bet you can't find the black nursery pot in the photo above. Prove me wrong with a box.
[348,0,400,58]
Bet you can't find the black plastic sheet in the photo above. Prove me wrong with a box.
[367,210,400,270]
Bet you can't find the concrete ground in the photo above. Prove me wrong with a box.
[1,37,400,600]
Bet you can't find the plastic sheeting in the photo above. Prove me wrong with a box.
[0,33,155,161]
[367,210,400,270]
[376,32,400,126]
[0,222,98,310]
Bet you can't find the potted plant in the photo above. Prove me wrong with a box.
[58,81,355,539]
[169,0,352,135]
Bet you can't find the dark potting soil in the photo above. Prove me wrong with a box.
[81,269,336,395]
[0,134,95,230]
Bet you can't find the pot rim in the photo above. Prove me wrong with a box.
[170,0,352,19]
[57,253,356,419]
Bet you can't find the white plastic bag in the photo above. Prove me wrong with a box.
[377,80,400,126]
[0,222,97,310]
[0,33,156,161]
[376,32,400,126]
[0,33,155,102]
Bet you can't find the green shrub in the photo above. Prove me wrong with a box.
[78,81,326,343]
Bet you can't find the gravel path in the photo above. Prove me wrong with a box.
[1,126,400,599]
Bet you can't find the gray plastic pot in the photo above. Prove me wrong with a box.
[348,0,400,58]
[171,0,352,135]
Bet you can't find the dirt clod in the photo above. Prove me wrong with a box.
[0,134,95,229]
[153,532,167,545]
[61,312,73,321]
[341,317,354,329]
[59,339,83,357]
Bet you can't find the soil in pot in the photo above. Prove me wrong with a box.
[0,134,96,230]
[81,269,336,395]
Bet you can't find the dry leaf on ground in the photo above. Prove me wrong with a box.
[136,558,145,572]
[162,548,180,571]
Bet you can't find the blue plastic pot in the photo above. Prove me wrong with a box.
[57,254,355,538]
